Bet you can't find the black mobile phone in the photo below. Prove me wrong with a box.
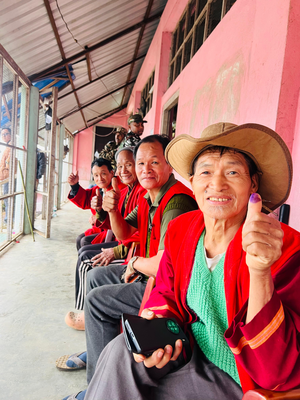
[121,313,190,357]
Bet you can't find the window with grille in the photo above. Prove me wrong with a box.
[169,0,237,86]
[140,70,155,117]
[0,52,29,249]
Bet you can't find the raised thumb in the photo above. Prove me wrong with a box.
[96,188,100,197]
[111,177,120,194]
[246,193,262,221]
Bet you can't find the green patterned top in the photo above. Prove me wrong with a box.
[186,231,241,386]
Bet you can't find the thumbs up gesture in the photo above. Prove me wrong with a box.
[102,177,121,213]
[91,188,102,211]
[68,171,79,186]
[242,193,283,273]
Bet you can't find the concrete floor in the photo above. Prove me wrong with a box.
[0,202,89,400]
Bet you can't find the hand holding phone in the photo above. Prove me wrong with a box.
[122,312,191,369]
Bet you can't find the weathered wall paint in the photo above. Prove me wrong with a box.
[73,0,300,230]
[126,0,300,229]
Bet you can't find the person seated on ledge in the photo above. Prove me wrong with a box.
[65,147,146,329]
[68,158,114,250]
[72,122,300,400]
[59,135,198,399]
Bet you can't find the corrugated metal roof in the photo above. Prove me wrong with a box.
[0,0,167,133]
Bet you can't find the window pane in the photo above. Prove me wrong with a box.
[174,50,183,81]
[171,29,178,59]
[178,15,186,49]
[169,63,174,86]
[194,16,206,54]
[1,62,14,131]
[12,193,24,237]
[61,134,73,205]
[168,103,178,140]
[197,0,207,17]
[0,143,10,230]
[16,80,28,149]
[187,0,196,34]
[208,0,223,36]
[183,36,193,69]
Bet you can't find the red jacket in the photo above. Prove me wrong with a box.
[137,181,195,258]
[145,210,300,392]
[68,184,111,240]
[68,177,125,241]
[91,182,146,246]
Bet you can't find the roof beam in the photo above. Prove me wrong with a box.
[40,78,60,93]
[86,48,93,82]
[121,0,155,106]
[58,53,146,101]
[60,80,135,120]
[28,11,162,82]
[75,104,128,134]
[43,0,88,128]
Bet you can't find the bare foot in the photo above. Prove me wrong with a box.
[65,311,85,330]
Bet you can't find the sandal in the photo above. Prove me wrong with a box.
[56,351,87,371]
[62,390,86,400]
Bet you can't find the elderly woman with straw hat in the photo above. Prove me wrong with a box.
[83,122,300,400]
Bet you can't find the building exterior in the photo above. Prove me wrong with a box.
[74,0,300,231]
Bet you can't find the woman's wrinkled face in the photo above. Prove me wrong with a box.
[116,150,137,186]
[190,150,258,223]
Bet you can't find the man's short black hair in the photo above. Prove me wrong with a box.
[1,127,11,135]
[91,158,113,172]
[133,135,170,160]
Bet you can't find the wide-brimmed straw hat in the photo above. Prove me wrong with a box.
[165,122,293,211]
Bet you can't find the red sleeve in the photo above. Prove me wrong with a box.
[225,251,300,391]
[144,248,185,325]
[68,185,97,210]
[97,214,111,230]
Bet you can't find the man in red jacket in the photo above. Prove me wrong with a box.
[60,135,198,400]
[82,122,300,400]
[68,158,114,250]
[65,147,145,328]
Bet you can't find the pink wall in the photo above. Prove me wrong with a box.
[275,0,300,229]
[128,0,290,135]
[125,0,300,230]
[73,0,300,230]
[73,127,94,188]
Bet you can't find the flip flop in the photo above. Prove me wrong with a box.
[56,351,86,371]
[62,391,86,400]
